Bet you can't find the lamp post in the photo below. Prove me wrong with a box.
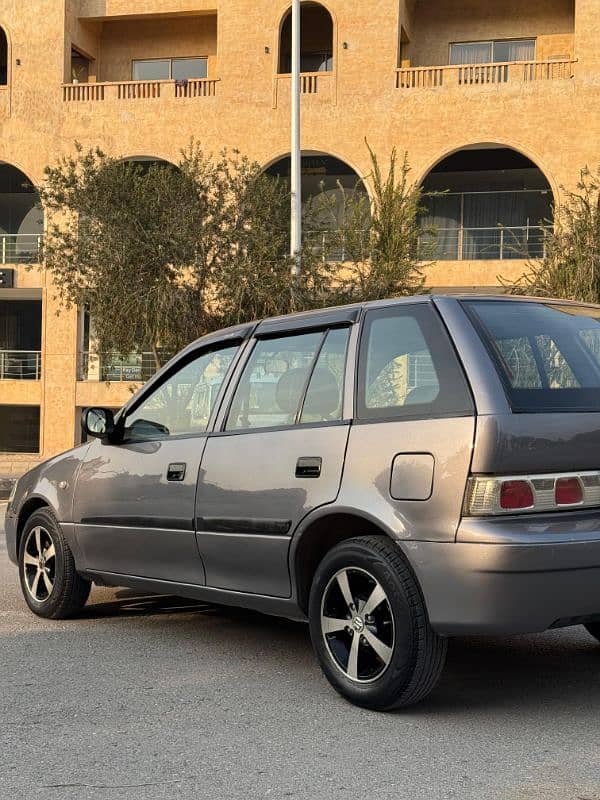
[290,0,301,278]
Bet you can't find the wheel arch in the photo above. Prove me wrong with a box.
[290,507,401,615]
[16,496,51,554]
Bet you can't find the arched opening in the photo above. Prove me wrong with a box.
[0,27,7,85]
[278,3,334,74]
[0,163,43,263]
[265,152,368,258]
[419,146,554,261]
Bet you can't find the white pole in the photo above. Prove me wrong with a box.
[290,0,302,278]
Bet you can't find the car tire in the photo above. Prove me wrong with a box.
[18,508,91,619]
[584,623,600,643]
[308,535,447,711]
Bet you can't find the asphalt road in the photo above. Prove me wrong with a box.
[1,503,600,800]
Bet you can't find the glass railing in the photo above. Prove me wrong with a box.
[419,225,549,261]
[0,234,43,264]
[78,352,172,382]
[0,350,42,380]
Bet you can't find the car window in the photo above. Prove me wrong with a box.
[124,345,238,440]
[300,328,350,423]
[225,332,324,431]
[464,300,600,412]
[357,304,473,420]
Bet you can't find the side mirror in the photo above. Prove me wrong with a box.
[82,407,116,441]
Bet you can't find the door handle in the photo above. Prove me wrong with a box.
[167,462,186,482]
[295,456,322,478]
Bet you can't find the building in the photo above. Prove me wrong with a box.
[0,0,597,482]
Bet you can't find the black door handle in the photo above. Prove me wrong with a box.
[167,462,186,481]
[296,456,322,478]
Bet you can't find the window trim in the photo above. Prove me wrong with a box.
[449,37,536,65]
[355,303,474,423]
[220,324,353,435]
[131,55,209,81]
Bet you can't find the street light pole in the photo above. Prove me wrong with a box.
[290,0,302,278]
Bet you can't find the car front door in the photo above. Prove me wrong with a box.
[73,338,244,584]
[195,320,355,597]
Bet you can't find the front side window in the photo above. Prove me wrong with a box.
[357,304,473,420]
[132,57,208,81]
[464,300,600,412]
[450,39,535,65]
[226,328,350,431]
[123,345,238,440]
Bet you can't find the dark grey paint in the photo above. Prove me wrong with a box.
[5,295,600,638]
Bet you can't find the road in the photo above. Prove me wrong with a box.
[1,502,600,800]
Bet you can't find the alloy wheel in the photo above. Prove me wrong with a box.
[320,567,395,683]
[22,526,56,602]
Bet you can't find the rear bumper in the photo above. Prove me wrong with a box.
[403,513,600,635]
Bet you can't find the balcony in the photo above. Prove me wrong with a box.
[77,352,169,382]
[419,224,549,262]
[0,233,43,264]
[63,77,219,103]
[396,59,576,89]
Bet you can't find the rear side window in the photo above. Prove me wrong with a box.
[463,300,600,412]
[357,303,473,420]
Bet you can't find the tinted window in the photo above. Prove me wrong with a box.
[124,345,238,439]
[226,332,323,431]
[0,405,39,453]
[464,300,600,412]
[300,328,349,423]
[357,304,473,420]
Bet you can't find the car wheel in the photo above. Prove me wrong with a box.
[308,535,447,710]
[18,508,91,619]
[584,623,600,643]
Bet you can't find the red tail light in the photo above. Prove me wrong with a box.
[555,477,583,506]
[500,480,534,510]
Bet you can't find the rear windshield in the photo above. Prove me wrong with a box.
[463,300,600,412]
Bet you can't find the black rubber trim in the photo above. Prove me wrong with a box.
[196,517,292,535]
[80,516,194,531]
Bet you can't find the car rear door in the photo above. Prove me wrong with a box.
[195,311,357,597]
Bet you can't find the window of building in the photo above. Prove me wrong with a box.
[450,39,535,65]
[0,405,40,453]
[226,328,350,431]
[132,57,208,81]
[279,3,334,74]
[357,304,473,421]
[123,344,238,440]
[0,28,7,85]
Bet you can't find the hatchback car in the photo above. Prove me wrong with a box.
[6,295,600,710]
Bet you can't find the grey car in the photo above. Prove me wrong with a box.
[6,295,600,710]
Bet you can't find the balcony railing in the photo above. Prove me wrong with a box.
[418,225,550,261]
[0,351,41,380]
[396,59,576,89]
[63,78,219,103]
[0,234,43,264]
[78,352,172,382]
[274,71,334,107]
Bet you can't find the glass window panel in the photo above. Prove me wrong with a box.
[450,42,492,65]
[226,332,323,431]
[0,405,40,453]
[300,328,349,423]
[172,57,208,80]
[125,346,238,439]
[132,59,170,80]
[493,39,535,63]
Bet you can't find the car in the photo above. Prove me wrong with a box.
[6,294,600,710]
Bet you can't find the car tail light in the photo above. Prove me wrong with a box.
[465,471,600,516]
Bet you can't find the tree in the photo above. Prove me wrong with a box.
[502,167,600,301]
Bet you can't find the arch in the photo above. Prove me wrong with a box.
[418,143,555,262]
[278,2,334,74]
[0,162,44,262]
[0,25,7,86]
[265,150,369,235]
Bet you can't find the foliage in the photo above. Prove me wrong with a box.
[501,167,600,301]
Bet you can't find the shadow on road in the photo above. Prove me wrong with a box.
[76,589,600,715]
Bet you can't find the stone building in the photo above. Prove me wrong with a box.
[0,0,597,480]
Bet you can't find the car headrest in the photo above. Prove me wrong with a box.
[302,367,341,419]
[276,368,309,415]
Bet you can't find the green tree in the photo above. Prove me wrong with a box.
[502,167,600,301]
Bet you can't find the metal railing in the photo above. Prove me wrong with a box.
[78,352,171,382]
[0,234,43,264]
[418,225,549,261]
[0,350,41,380]
[305,230,369,263]
[396,59,576,89]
